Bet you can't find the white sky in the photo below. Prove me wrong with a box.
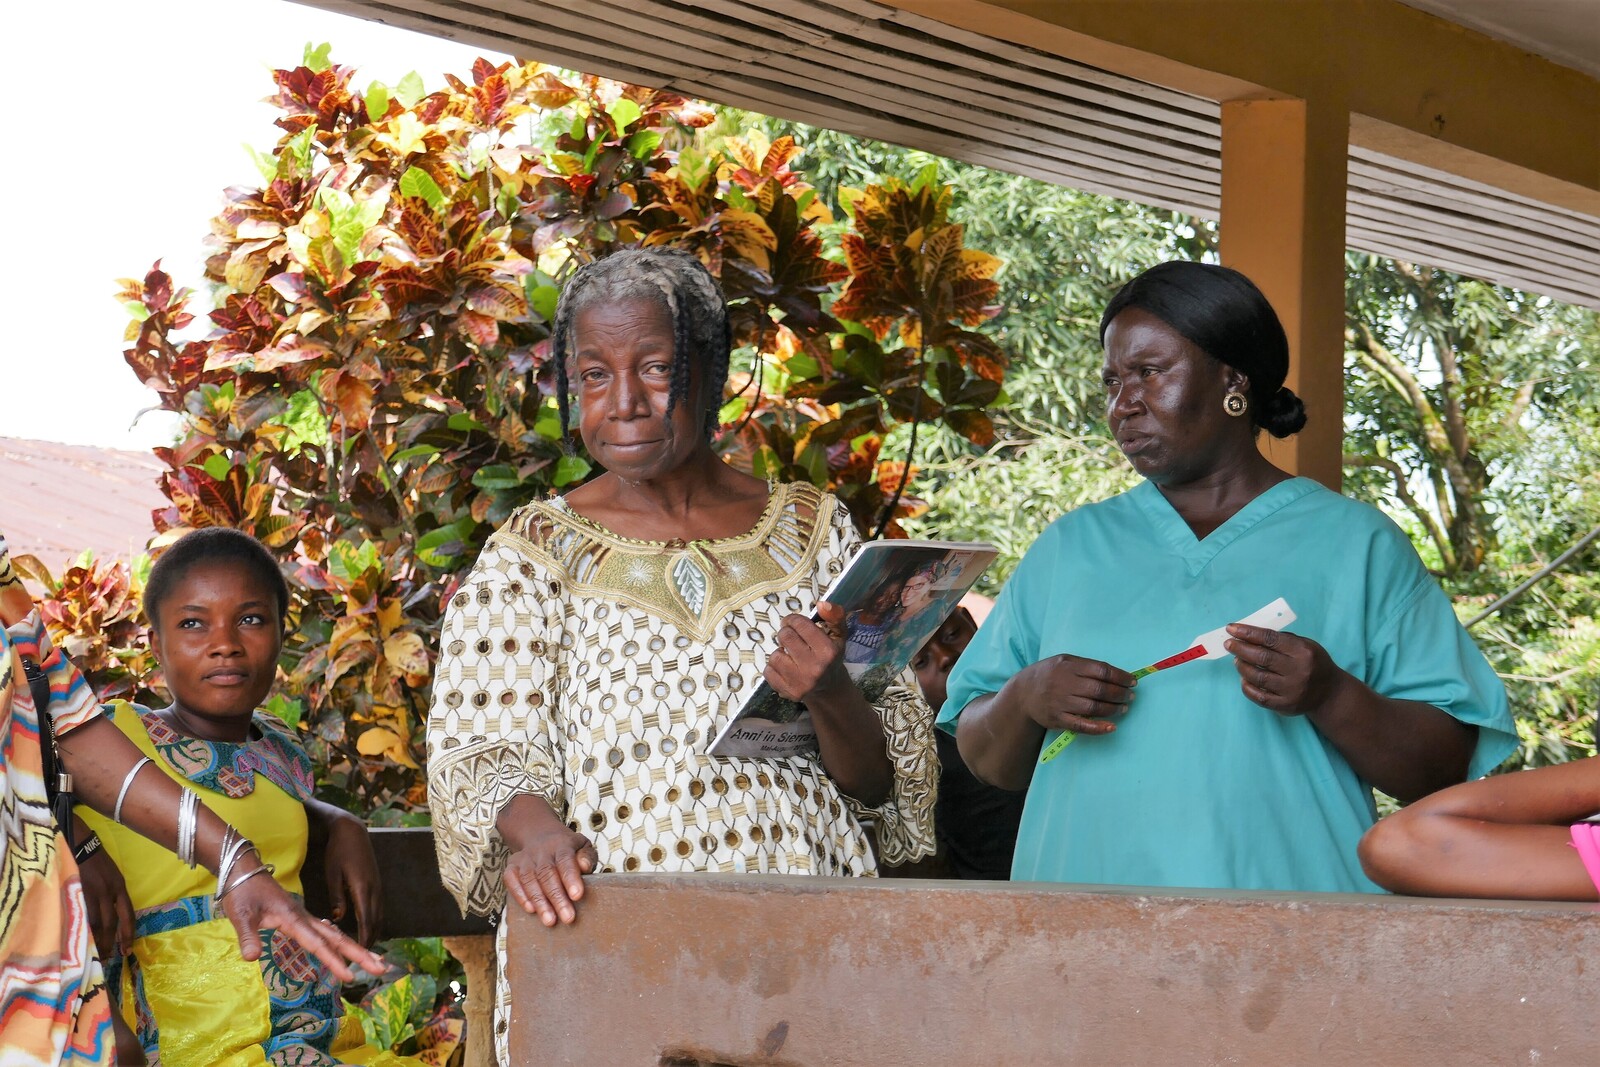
[0,0,509,450]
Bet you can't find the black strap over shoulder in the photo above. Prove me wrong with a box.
[20,656,76,852]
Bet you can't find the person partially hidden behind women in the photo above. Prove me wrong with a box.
[1359,757,1600,901]
[426,247,936,1062]
[940,260,1518,893]
[911,601,1026,880]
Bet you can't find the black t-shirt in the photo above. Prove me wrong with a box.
[934,731,1027,880]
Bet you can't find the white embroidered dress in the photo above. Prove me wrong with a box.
[427,483,937,1051]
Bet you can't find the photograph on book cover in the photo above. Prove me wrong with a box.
[708,540,996,760]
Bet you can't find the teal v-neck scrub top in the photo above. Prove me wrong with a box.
[938,478,1516,893]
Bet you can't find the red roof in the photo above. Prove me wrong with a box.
[0,437,168,570]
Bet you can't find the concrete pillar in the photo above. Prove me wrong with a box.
[1220,96,1349,490]
[442,935,496,1067]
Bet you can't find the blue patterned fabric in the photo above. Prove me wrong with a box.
[105,704,315,802]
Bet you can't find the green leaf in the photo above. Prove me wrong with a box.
[368,973,419,1048]
[796,443,828,484]
[569,111,587,141]
[365,81,390,123]
[626,130,662,160]
[347,998,379,1050]
[912,160,941,191]
[751,445,781,480]
[838,186,864,219]
[785,354,821,380]
[281,389,330,455]
[471,464,522,490]
[319,188,369,268]
[719,396,748,424]
[446,412,488,433]
[202,454,232,482]
[523,278,560,324]
[416,518,478,568]
[384,936,450,977]
[262,693,304,730]
[395,71,426,109]
[533,403,564,441]
[243,143,278,184]
[606,98,643,134]
[285,127,316,174]
[400,167,445,212]
[496,182,520,222]
[122,300,151,323]
[389,444,439,465]
[552,455,591,488]
[303,41,332,73]
[329,539,381,583]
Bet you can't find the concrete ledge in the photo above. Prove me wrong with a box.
[506,874,1600,1066]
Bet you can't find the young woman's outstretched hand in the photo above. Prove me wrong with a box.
[219,857,385,981]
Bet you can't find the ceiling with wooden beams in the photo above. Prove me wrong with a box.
[306,0,1600,309]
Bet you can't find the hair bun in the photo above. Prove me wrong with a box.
[1259,386,1307,438]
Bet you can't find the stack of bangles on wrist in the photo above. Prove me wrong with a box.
[214,825,272,903]
[112,755,269,902]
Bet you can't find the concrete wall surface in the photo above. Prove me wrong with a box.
[506,874,1599,1066]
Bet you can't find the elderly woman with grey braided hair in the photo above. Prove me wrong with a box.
[425,246,937,1059]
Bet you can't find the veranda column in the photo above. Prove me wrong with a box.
[1219,96,1348,490]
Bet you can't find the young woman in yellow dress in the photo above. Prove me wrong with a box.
[75,527,420,1066]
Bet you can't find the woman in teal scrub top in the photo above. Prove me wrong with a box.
[938,261,1515,893]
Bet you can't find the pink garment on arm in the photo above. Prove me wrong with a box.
[1571,822,1600,895]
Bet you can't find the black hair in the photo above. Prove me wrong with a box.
[143,526,290,630]
[550,246,733,451]
[1099,261,1308,438]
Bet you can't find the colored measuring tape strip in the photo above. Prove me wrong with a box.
[1131,643,1206,679]
[1038,644,1208,764]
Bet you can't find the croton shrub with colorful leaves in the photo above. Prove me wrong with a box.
[32,47,1006,820]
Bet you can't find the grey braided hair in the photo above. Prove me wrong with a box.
[551,247,732,449]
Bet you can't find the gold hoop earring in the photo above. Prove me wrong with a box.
[1223,391,1248,417]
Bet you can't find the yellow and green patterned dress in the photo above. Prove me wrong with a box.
[427,480,939,1061]
[0,532,114,1065]
[78,702,416,1067]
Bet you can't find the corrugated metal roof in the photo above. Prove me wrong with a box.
[0,437,167,570]
[302,0,1600,309]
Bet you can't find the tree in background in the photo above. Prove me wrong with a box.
[1343,255,1600,765]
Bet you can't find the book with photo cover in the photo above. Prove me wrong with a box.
[707,538,997,760]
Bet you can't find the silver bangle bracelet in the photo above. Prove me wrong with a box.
[113,757,153,825]
[176,789,200,868]
[214,827,255,894]
[216,860,276,903]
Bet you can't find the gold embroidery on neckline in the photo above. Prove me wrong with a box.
[493,482,832,640]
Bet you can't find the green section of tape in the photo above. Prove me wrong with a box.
[1038,728,1077,764]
